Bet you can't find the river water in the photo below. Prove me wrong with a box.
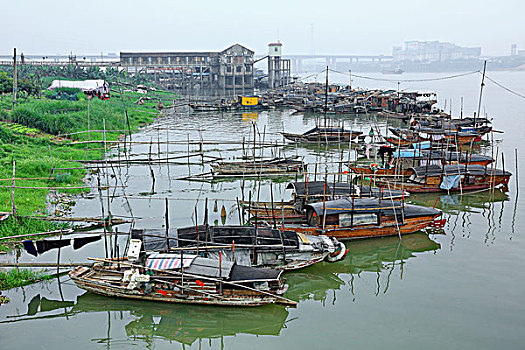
[1,71,525,349]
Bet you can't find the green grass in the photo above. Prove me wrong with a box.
[0,217,69,252]
[0,268,52,290]
[0,81,173,243]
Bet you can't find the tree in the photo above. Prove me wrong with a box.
[0,71,13,93]
[18,78,38,96]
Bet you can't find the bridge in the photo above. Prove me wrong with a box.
[0,53,394,73]
[255,54,394,73]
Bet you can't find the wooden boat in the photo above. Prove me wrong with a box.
[349,164,411,177]
[70,252,296,307]
[416,117,493,137]
[131,225,347,271]
[389,127,482,145]
[282,197,443,240]
[350,149,493,177]
[189,103,221,112]
[242,181,408,223]
[384,136,414,147]
[211,156,305,176]
[286,180,407,206]
[375,164,512,193]
[282,126,362,143]
[382,68,404,74]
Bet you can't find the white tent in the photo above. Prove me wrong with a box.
[48,79,109,94]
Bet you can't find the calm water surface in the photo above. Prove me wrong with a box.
[1,71,525,349]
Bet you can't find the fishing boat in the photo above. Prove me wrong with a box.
[188,102,221,112]
[210,156,305,176]
[416,116,493,137]
[242,181,408,223]
[282,126,362,143]
[375,164,511,193]
[131,225,347,270]
[70,244,296,307]
[282,197,443,240]
[350,147,493,177]
[381,67,404,75]
[286,180,407,206]
[389,127,482,145]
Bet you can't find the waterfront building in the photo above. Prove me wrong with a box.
[120,44,254,96]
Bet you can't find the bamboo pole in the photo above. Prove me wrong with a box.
[97,171,108,259]
[0,262,91,267]
[165,198,170,250]
[103,119,112,231]
[0,228,74,241]
[515,148,519,192]
[11,160,16,217]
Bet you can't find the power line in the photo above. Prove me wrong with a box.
[298,69,327,81]
[328,69,480,83]
[483,73,525,100]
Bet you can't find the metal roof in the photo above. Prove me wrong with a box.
[305,198,403,216]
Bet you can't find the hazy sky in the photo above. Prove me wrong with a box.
[3,0,524,56]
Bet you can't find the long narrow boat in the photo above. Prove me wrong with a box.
[375,164,511,193]
[189,103,221,112]
[285,180,407,207]
[211,156,305,176]
[241,181,408,223]
[131,225,347,270]
[70,252,295,307]
[282,197,443,240]
[389,127,481,145]
[282,126,362,143]
[384,136,414,147]
[350,149,493,177]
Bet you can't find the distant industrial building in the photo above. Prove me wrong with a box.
[267,42,291,89]
[392,41,481,62]
[120,44,254,96]
[511,44,525,57]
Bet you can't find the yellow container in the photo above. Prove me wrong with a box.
[241,96,258,106]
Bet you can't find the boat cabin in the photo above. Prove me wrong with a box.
[304,198,404,228]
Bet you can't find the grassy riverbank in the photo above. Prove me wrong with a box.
[0,86,177,249]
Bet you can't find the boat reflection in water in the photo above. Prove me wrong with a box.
[73,294,289,346]
[407,189,509,214]
[408,188,512,244]
[2,291,289,347]
[284,232,441,304]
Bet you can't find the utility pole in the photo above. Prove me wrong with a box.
[476,60,487,126]
[12,48,17,110]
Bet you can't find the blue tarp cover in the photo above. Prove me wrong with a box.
[440,174,461,190]
[394,149,421,158]
[411,141,431,150]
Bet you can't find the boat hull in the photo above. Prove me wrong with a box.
[70,266,288,307]
[376,170,511,193]
[285,215,439,240]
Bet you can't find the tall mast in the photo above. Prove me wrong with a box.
[476,61,487,126]
[324,66,328,127]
